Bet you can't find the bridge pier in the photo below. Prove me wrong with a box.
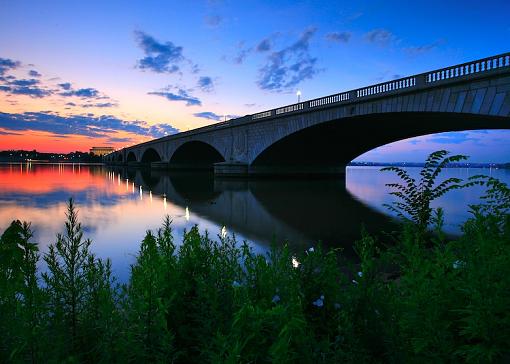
[167,162,214,171]
[127,161,145,168]
[151,161,170,169]
[214,162,249,177]
[214,162,346,177]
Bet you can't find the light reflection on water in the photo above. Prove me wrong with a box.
[0,163,508,281]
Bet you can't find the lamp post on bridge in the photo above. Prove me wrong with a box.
[296,90,301,103]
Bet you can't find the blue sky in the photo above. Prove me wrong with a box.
[0,0,509,161]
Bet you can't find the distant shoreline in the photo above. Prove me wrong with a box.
[0,160,508,169]
[0,161,104,165]
[348,162,510,169]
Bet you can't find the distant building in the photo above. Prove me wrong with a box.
[90,146,114,156]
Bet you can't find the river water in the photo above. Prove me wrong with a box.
[0,163,508,281]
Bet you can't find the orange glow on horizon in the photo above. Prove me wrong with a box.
[0,128,145,153]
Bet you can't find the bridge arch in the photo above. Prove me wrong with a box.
[126,151,137,163]
[141,148,162,163]
[117,154,123,162]
[170,141,225,167]
[251,112,510,171]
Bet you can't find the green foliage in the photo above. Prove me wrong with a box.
[382,150,468,231]
[1,153,509,362]
[468,175,510,220]
[42,199,119,362]
[123,228,175,362]
[0,220,44,363]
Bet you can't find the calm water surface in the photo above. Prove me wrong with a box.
[1,163,508,281]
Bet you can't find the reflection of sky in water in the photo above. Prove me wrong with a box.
[2,163,509,282]
[346,166,510,234]
[0,163,265,282]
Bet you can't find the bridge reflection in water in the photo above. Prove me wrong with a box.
[107,167,397,257]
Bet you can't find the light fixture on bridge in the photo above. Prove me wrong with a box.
[296,90,302,103]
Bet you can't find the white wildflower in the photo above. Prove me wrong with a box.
[312,297,324,307]
[453,260,465,269]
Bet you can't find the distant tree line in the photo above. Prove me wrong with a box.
[0,150,102,163]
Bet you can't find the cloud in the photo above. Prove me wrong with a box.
[365,29,395,46]
[325,32,352,43]
[197,76,214,92]
[230,41,251,64]
[0,130,22,136]
[257,27,321,92]
[58,82,72,90]
[0,58,114,103]
[148,88,201,106]
[233,49,250,64]
[28,70,41,77]
[427,132,477,145]
[0,57,20,76]
[58,83,113,102]
[82,102,117,108]
[0,111,179,140]
[147,124,179,137]
[10,78,39,87]
[228,36,276,64]
[108,136,133,143]
[256,38,272,52]
[193,111,222,121]
[405,40,443,55]
[194,111,239,121]
[204,15,223,28]
[61,87,100,98]
[0,84,52,98]
[134,31,184,73]
[0,64,53,98]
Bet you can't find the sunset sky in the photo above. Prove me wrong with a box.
[1,0,509,162]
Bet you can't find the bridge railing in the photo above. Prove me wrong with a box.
[425,53,510,84]
[250,52,510,121]
[276,103,304,115]
[309,91,350,108]
[355,76,416,98]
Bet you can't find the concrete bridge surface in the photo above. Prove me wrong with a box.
[105,52,510,177]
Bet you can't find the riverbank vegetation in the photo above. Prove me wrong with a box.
[1,151,509,363]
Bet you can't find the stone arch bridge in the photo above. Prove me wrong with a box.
[105,53,510,176]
